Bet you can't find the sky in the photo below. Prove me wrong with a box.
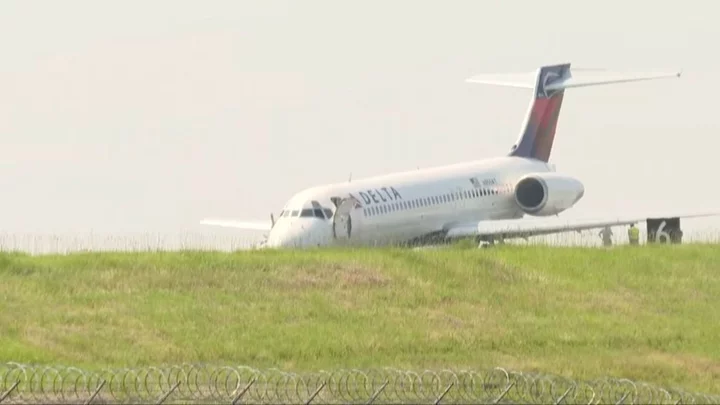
[1,0,719,247]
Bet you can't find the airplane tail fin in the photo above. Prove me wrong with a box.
[466,63,682,162]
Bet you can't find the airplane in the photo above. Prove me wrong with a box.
[201,62,718,249]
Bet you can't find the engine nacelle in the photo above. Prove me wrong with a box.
[513,172,585,216]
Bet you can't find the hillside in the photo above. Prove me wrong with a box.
[1,245,719,393]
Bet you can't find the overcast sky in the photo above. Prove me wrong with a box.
[1,0,719,244]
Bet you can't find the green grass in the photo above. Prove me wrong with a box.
[1,244,720,393]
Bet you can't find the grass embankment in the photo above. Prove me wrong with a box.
[1,245,719,392]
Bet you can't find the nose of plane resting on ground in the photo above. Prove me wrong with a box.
[264,218,332,248]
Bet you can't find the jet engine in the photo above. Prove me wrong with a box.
[513,172,585,216]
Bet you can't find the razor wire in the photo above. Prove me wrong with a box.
[1,363,719,404]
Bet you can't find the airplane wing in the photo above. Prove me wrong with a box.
[443,211,720,241]
[200,218,272,231]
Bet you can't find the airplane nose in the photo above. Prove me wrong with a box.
[265,219,332,248]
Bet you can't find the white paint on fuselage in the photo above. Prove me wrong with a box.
[264,156,553,248]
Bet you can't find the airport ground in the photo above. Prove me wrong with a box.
[1,244,719,394]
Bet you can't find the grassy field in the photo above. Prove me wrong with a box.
[1,244,719,393]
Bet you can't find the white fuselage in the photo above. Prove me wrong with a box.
[264,156,556,248]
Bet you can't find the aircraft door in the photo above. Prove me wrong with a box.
[332,196,360,243]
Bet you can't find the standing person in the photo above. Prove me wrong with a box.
[628,224,640,245]
[598,226,613,247]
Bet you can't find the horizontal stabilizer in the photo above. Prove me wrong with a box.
[466,67,682,91]
[467,62,682,163]
[200,218,272,231]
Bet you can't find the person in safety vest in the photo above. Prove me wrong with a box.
[628,224,640,245]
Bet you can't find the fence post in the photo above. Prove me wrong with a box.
[0,381,20,404]
[434,382,453,405]
[156,381,180,405]
[84,380,106,405]
[304,381,326,405]
[366,380,389,405]
[493,381,515,404]
[231,378,256,405]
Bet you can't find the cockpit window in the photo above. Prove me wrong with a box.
[291,202,336,220]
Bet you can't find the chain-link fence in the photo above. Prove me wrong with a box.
[2,228,720,254]
[1,363,718,404]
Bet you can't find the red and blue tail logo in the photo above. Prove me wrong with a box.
[509,63,571,162]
